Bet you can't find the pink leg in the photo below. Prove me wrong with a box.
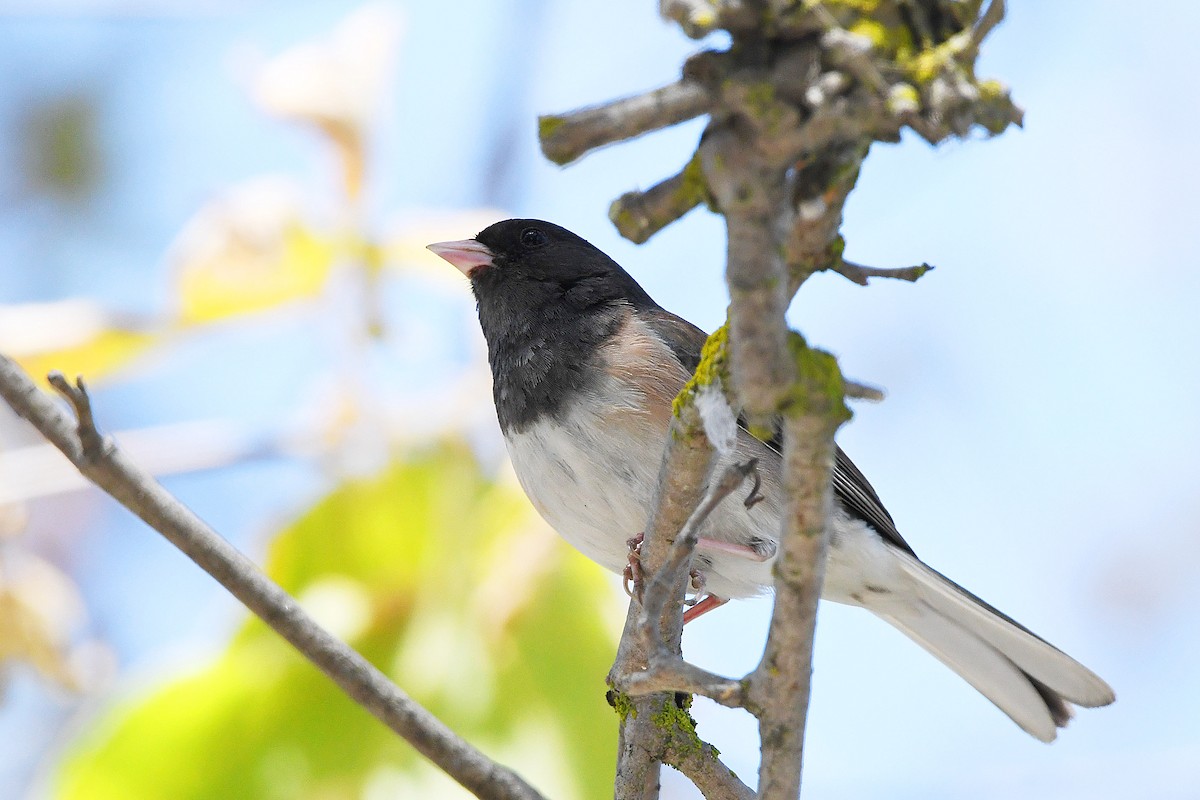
[696,537,775,562]
[683,594,728,623]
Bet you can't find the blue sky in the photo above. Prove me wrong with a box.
[2,1,1199,797]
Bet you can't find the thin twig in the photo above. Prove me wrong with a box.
[843,379,885,402]
[638,459,758,646]
[968,0,1007,56]
[539,80,711,166]
[0,355,546,800]
[610,154,708,244]
[665,737,756,800]
[831,259,935,286]
[46,372,109,462]
[621,655,747,709]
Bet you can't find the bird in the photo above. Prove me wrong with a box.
[427,218,1115,742]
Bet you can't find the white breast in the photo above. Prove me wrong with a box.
[504,393,663,575]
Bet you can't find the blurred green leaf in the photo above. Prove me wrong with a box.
[54,442,618,800]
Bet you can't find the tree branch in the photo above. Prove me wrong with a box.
[0,355,546,800]
[539,80,711,166]
[621,656,746,709]
[666,739,756,800]
[610,154,709,244]
[745,388,846,800]
[830,258,935,286]
[610,399,715,800]
[843,379,885,403]
[700,126,794,431]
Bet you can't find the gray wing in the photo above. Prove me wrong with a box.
[637,305,916,556]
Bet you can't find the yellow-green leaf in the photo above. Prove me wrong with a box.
[14,329,156,388]
[175,222,337,325]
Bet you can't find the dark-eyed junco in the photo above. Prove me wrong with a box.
[428,219,1114,741]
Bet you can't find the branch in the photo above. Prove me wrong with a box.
[700,126,794,430]
[843,379,885,403]
[610,154,708,244]
[745,392,845,800]
[610,399,715,800]
[968,0,1007,57]
[539,80,711,166]
[666,737,755,800]
[830,258,935,286]
[0,356,546,800]
[621,656,746,709]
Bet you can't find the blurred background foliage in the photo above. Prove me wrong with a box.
[1,5,619,799]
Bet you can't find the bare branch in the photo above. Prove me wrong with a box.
[610,154,708,244]
[622,655,746,709]
[969,0,1007,56]
[665,735,756,800]
[830,259,935,286]
[747,407,843,800]
[700,127,794,429]
[0,355,546,800]
[843,379,885,402]
[539,81,711,166]
[46,372,109,462]
[610,400,715,800]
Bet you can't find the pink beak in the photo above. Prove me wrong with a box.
[426,238,495,277]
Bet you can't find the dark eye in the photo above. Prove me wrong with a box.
[520,227,548,248]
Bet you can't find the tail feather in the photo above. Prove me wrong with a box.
[896,553,1115,707]
[879,601,1062,741]
[872,552,1115,741]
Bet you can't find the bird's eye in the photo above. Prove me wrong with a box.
[520,227,548,248]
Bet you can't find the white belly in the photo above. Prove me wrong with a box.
[505,402,661,575]
[505,397,912,604]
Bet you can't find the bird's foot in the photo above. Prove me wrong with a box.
[622,533,644,600]
[683,593,728,624]
[696,536,776,562]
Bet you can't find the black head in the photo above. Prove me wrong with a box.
[427,219,661,432]
[466,219,655,308]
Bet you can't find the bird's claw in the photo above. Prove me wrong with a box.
[623,533,645,600]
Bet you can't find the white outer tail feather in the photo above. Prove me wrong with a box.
[871,552,1116,741]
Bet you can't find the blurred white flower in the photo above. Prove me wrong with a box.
[253,3,403,141]
[0,551,107,694]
